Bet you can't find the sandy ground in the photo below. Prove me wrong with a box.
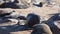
[0,5,60,20]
